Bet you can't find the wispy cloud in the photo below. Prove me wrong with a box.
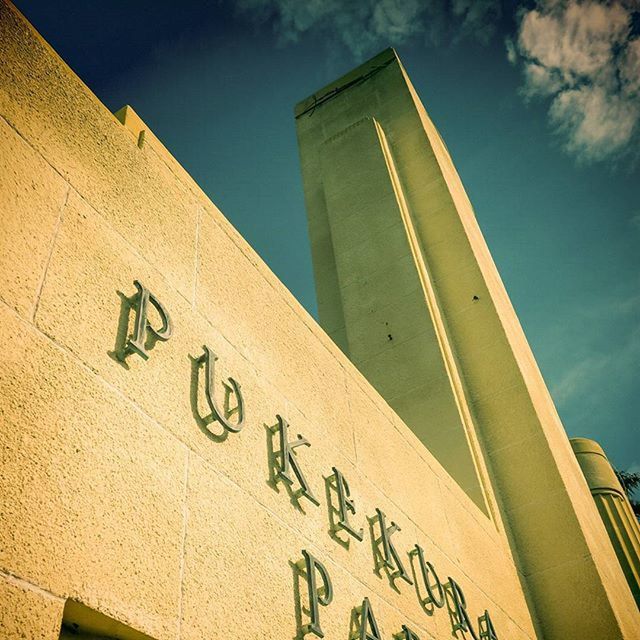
[509,0,640,163]
[550,292,640,407]
[232,0,501,58]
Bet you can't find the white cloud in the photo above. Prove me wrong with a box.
[549,85,638,159]
[511,0,640,163]
[235,0,640,163]
[232,0,501,58]
[522,62,564,97]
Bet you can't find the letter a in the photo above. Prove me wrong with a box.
[446,578,479,640]
[478,611,498,640]
[358,597,382,640]
[397,625,421,640]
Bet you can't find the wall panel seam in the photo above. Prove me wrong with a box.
[31,184,70,323]
[176,448,190,640]
[0,569,64,603]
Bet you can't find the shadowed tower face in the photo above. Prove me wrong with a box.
[295,49,639,638]
[295,49,490,511]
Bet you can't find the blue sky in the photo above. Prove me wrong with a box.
[15,0,639,474]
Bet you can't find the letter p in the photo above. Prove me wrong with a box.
[301,549,333,638]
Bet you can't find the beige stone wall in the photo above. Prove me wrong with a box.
[0,576,63,640]
[1,2,540,639]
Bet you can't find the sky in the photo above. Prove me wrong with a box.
[14,0,639,476]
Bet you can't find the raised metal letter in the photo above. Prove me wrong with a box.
[125,280,172,360]
[396,625,420,640]
[273,415,319,506]
[446,578,479,640]
[331,467,363,541]
[300,549,333,638]
[478,611,498,640]
[358,597,383,640]
[373,508,412,585]
[197,345,245,433]
[413,544,445,608]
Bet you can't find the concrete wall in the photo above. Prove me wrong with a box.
[0,3,539,639]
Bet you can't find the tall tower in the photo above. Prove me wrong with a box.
[295,49,639,638]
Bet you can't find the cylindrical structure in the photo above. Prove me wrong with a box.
[571,438,640,607]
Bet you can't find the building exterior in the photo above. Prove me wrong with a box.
[571,438,640,608]
[0,2,637,639]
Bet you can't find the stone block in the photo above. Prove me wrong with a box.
[0,2,199,300]
[471,385,543,454]
[488,434,568,508]
[33,189,370,585]
[343,287,429,358]
[32,188,292,532]
[525,556,634,639]
[339,253,419,317]
[0,576,63,640]
[0,116,68,318]
[0,305,186,639]
[506,488,589,577]
[180,453,341,640]
[35,189,203,442]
